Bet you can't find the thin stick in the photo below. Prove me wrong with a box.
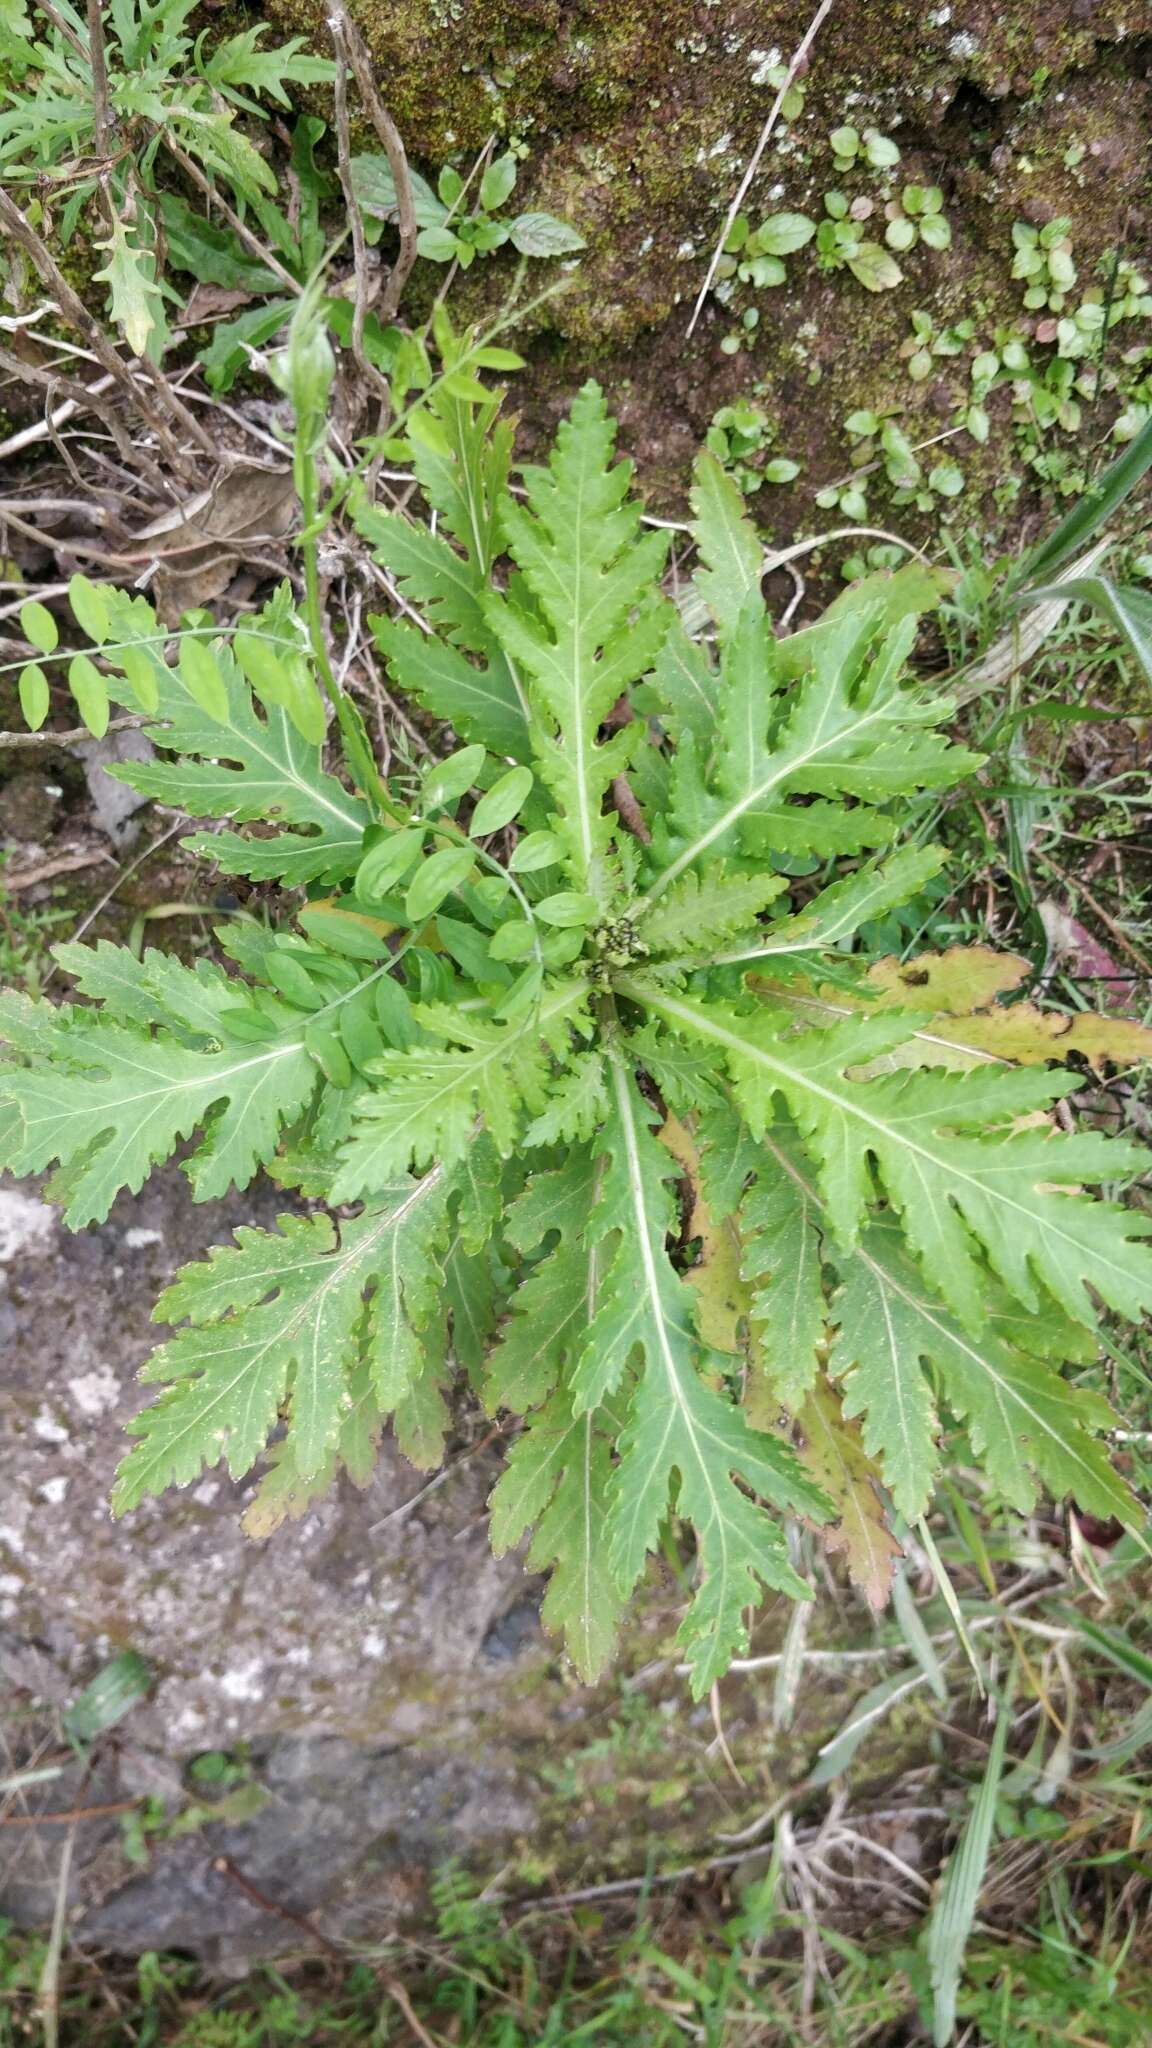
[333,2,418,322]
[0,378,111,464]
[0,1797,139,1826]
[383,1977,441,2048]
[0,190,199,471]
[0,718,147,753]
[329,11,393,408]
[686,0,837,338]
[1038,851,1152,981]
[36,1819,78,2048]
[212,1855,348,1960]
[85,0,111,159]
[0,346,166,489]
[33,0,87,58]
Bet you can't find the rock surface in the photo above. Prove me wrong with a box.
[266,0,1152,520]
[0,1169,582,1956]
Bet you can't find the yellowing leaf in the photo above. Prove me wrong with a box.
[867,948,1152,1069]
[659,1113,747,1353]
[795,1378,902,1610]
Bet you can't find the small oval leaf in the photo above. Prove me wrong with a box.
[508,830,563,873]
[68,573,110,644]
[471,765,534,836]
[18,663,50,731]
[535,890,598,928]
[356,828,425,902]
[179,637,230,722]
[422,744,487,811]
[118,643,161,713]
[508,212,587,257]
[19,600,58,654]
[68,653,109,738]
[405,843,476,922]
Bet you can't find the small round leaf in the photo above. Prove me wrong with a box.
[470,765,534,836]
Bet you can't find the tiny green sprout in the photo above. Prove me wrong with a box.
[885,185,952,253]
[718,211,816,296]
[1011,218,1077,313]
[816,195,903,292]
[706,400,799,492]
[760,60,807,120]
[928,460,965,499]
[828,123,900,174]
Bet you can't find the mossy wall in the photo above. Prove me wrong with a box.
[268,0,1151,532]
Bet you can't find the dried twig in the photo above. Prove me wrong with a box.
[0,346,166,488]
[0,718,148,755]
[32,0,87,59]
[331,1,418,323]
[0,1797,139,1827]
[382,1976,440,2048]
[686,0,837,339]
[212,1855,348,1960]
[85,0,111,159]
[0,189,205,473]
[329,10,393,410]
[2,850,116,890]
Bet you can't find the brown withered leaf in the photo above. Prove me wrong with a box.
[178,283,256,325]
[795,1377,901,1610]
[131,460,297,616]
[659,1112,748,1354]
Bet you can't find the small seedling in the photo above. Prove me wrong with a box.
[1012,218,1078,313]
[706,401,800,491]
[885,184,952,253]
[816,193,904,291]
[829,123,901,174]
[355,148,585,268]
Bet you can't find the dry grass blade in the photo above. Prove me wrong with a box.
[329,5,394,410]
[331,0,418,324]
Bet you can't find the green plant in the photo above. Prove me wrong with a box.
[884,183,952,254]
[352,146,585,268]
[717,208,816,292]
[705,399,799,490]
[828,123,901,174]
[1012,217,1077,314]
[816,191,904,292]
[2,387,1150,1695]
[0,858,70,995]
[0,0,333,355]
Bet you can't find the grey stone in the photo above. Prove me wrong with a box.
[0,1167,564,1956]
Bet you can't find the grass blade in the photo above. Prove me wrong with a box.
[925,1701,1010,2046]
[1006,414,1152,591]
[1018,573,1152,689]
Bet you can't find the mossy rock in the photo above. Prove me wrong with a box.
[262,0,1150,551]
